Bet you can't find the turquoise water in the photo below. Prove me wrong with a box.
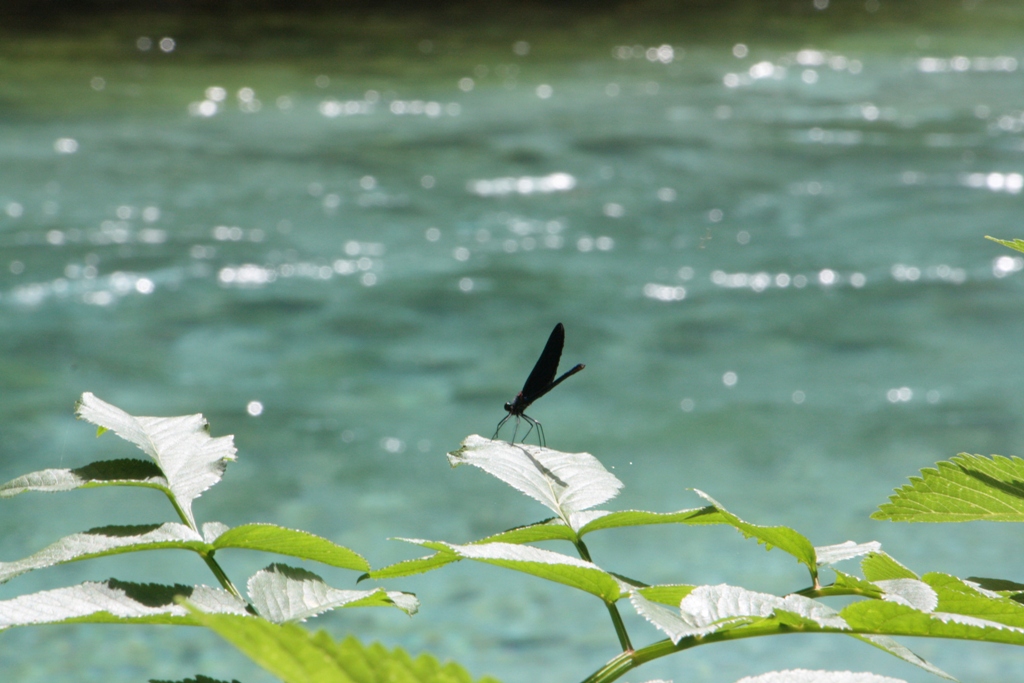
[2,6,1024,681]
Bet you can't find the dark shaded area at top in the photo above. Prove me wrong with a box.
[2,0,1004,66]
[0,0,971,31]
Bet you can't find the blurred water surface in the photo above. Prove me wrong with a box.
[2,4,1024,682]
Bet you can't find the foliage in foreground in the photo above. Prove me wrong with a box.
[2,393,1024,683]
[0,394,420,673]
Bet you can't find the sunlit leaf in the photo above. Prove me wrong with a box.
[692,490,818,581]
[189,609,502,683]
[0,579,246,629]
[986,235,1024,255]
[213,524,369,572]
[631,584,847,644]
[873,453,1024,522]
[681,584,847,632]
[75,392,236,527]
[403,539,622,601]
[447,435,622,528]
[963,576,1024,598]
[0,523,204,585]
[630,592,715,642]
[361,545,461,581]
[815,541,882,566]
[635,584,697,607]
[576,507,723,536]
[475,518,578,545]
[842,600,1024,644]
[926,573,1024,628]
[877,579,938,612]
[831,570,883,598]
[862,552,917,582]
[248,564,417,623]
[0,459,167,498]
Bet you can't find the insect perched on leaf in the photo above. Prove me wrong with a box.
[493,323,585,447]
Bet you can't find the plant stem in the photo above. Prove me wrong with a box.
[163,488,247,604]
[579,623,787,683]
[201,551,246,603]
[573,538,633,652]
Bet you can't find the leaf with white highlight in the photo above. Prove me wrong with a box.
[843,599,1024,646]
[926,572,1024,628]
[693,490,818,581]
[0,459,167,498]
[877,579,938,612]
[630,592,722,642]
[734,670,908,683]
[815,541,882,566]
[447,435,622,528]
[248,564,417,623]
[75,392,236,527]
[0,523,204,584]
[0,579,247,629]
[681,584,848,632]
[631,584,847,644]
[404,539,622,601]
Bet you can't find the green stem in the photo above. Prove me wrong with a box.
[573,538,633,652]
[201,551,247,603]
[580,623,787,683]
[163,488,247,604]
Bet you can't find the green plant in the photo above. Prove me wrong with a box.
[354,435,1024,683]
[0,392,458,683]
[5,375,1024,682]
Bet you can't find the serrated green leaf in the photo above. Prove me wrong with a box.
[188,609,502,683]
[831,570,883,598]
[447,435,622,528]
[407,540,622,601]
[631,584,847,644]
[842,599,1024,645]
[873,453,1024,522]
[635,584,697,607]
[692,490,818,581]
[986,235,1024,255]
[474,519,578,545]
[862,552,917,582]
[361,545,462,581]
[188,611,351,683]
[213,524,369,572]
[630,592,721,642]
[247,564,417,624]
[0,523,206,584]
[0,579,246,629]
[0,459,168,498]
[75,392,236,528]
[965,576,1024,596]
[576,507,723,536]
[815,541,882,566]
[926,573,1024,628]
